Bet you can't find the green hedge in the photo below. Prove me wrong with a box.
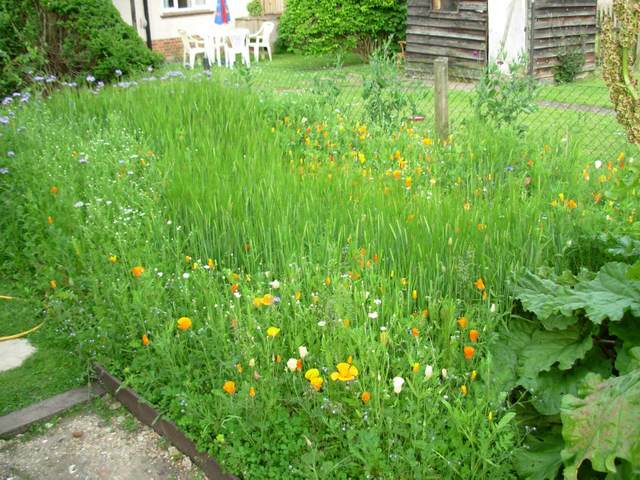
[278,0,406,57]
[0,0,162,95]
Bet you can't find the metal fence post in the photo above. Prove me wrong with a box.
[434,57,449,140]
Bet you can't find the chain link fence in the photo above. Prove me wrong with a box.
[210,54,636,162]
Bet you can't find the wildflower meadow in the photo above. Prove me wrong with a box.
[1,66,638,479]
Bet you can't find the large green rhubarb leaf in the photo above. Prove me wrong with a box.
[520,349,612,416]
[560,370,640,479]
[514,429,564,480]
[518,263,640,325]
[518,322,595,380]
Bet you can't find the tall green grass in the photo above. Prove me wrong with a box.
[0,75,623,478]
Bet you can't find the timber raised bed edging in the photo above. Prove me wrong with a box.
[93,364,238,480]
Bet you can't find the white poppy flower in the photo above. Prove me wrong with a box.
[286,358,298,372]
[298,346,308,359]
[424,365,434,379]
[392,376,405,394]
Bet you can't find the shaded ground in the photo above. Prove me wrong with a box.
[0,280,85,416]
[0,399,203,480]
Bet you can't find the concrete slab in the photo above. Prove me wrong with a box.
[0,386,104,438]
[0,339,36,373]
[0,410,200,479]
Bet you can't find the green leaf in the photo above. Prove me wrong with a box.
[518,322,595,380]
[627,260,640,281]
[615,347,640,376]
[560,369,640,479]
[518,263,640,325]
[514,428,564,480]
[520,349,613,416]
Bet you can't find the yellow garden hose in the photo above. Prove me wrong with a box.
[0,294,45,341]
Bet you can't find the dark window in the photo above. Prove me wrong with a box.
[432,0,458,11]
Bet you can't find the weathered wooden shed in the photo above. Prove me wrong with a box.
[406,0,598,80]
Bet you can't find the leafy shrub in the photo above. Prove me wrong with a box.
[361,40,412,127]
[495,257,640,478]
[553,46,586,84]
[0,0,162,95]
[278,0,406,57]
[471,56,539,133]
[247,0,263,17]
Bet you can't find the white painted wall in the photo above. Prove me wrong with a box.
[113,0,250,41]
[488,0,527,70]
[597,0,613,14]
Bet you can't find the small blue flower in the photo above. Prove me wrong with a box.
[115,69,123,77]
[0,167,9,175]
[506,165,514,172]
[2,97,12,105]
[0,116,8,125]
[86,74,95,83]
[7,151,15,158]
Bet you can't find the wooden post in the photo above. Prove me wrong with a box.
[434,57,449,140]
[636,33,640,71]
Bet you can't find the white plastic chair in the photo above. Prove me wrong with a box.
[178,30,206,69]
[205,25,231,67]
[225,29,251,69]
[248,22,275,62]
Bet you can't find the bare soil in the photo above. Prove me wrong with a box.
[0,401,203,480]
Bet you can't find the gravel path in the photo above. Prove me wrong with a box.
[0,402,202,480]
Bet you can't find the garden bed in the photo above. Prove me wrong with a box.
[0,67,637,478]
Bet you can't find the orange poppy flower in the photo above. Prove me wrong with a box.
[142,334,150,346]
[177,316,192,331]
[47,216,54,225]
[464,346,476,360]
[131,266,145,278]
[223,380,236,395]
[469,329,479,342]
[49,279,57,289]
[361,391,371,404]
[249,387,256,398]
[230,284,239,294]
[474,278,485,291]
[50,186,58,194]
[411,327,420,338]
[457,316,468,329]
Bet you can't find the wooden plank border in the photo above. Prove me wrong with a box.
[93,364,238,480]
[0,385,105,438]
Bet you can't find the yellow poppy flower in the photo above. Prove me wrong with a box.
[330,362,358,382]
[309,376,324,391]
[266,326,280,338]
[305,368,320,380]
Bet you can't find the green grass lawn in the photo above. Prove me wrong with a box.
[0,56,636,478]
[0,278,86,416]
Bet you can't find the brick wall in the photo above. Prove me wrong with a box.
[152,38,183,61]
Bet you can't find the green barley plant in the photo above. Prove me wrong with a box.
[0,69,632,478]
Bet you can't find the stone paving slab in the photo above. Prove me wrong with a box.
[0,386,104,439]
[0,340,36,374]
[0,409,201,480]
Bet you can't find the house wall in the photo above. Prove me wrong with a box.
[113,0,250,60]
[406,0,489,79]
[487,0,527,70]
